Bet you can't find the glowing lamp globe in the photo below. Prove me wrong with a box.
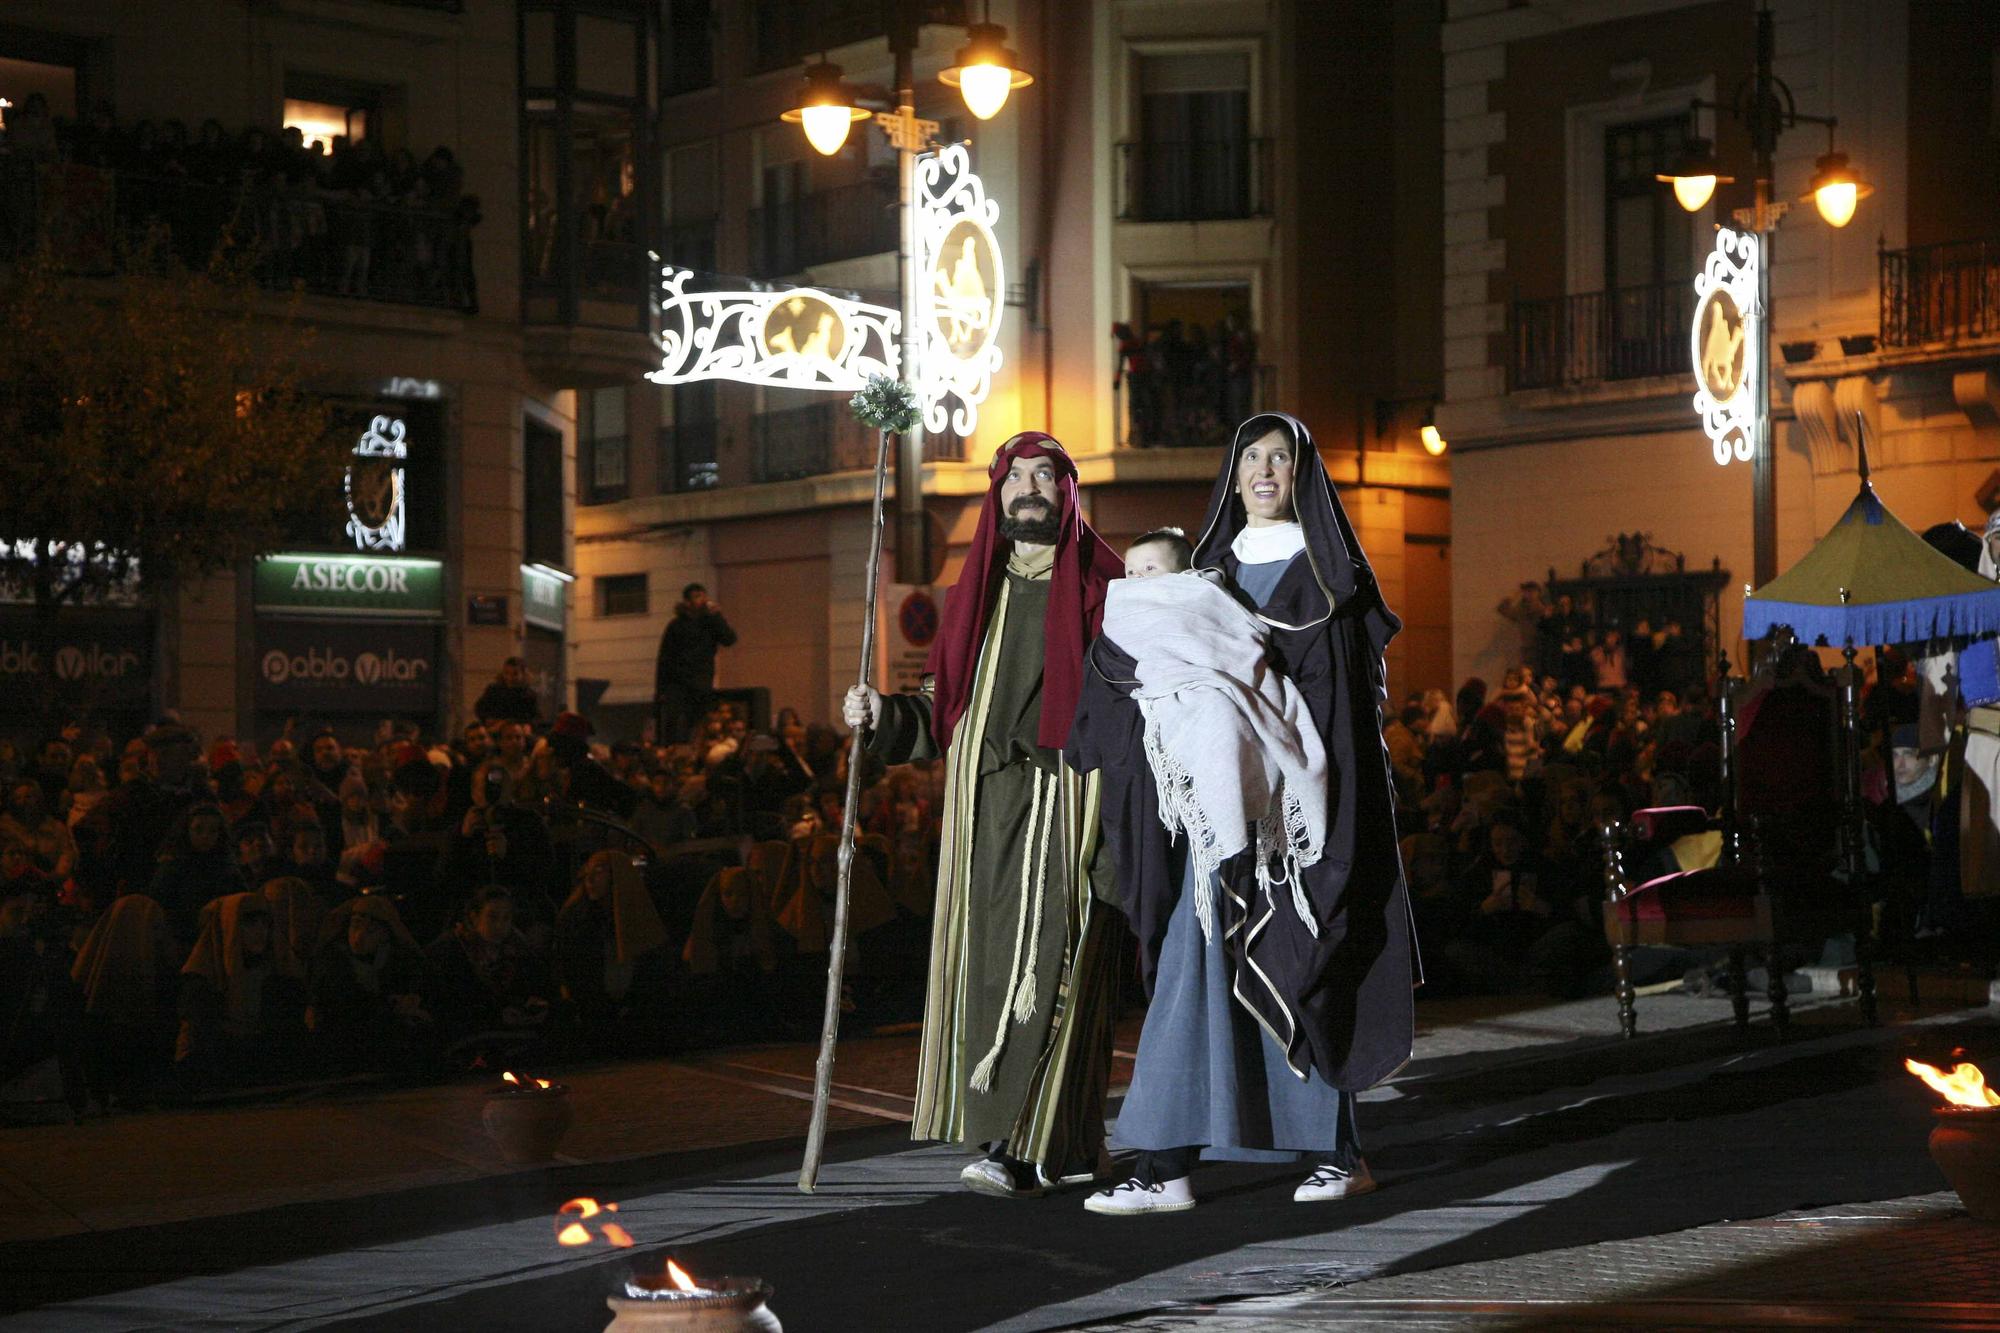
[1656,137,1731,215]
[940,23,1033,121]
[1420,424,1447,457]
[782,62,870,157]
[1803,151,1872,228]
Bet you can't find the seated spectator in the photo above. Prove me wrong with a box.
[630,767,697,851]
[440,759,557,909]
[554,851,671,1052]
[307,895,431,1074]
[2,779,76,877]
[147,803,245,945]
[334,770,380,858]
[282,821,343,900]
[63,755,110,830]
[175,891,306,1087]
[70,893,179,1109]
[422,886,553,1063]
[1,838,59,905]
[261,875,328,966]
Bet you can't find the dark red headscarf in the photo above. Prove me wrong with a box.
[926,433,1122,752]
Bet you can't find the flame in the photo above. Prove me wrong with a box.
[502,1071,553,1090]
[1905,1058,2000,1108]
[503,1071,519,1086]
[665,1259,700,1293]
[555,1197,631,1247]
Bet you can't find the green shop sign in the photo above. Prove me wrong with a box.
[521,563,570,632]
[255,554,445,619]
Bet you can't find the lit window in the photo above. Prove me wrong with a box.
[283,98,367,152]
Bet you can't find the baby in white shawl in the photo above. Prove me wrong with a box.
[1107,531,1329,941]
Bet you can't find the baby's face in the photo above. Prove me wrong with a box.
[1124,541,1183,580]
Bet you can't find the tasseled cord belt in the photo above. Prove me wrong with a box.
[969,766,1059,1094]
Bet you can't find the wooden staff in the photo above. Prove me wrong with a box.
[800,378,914,1193]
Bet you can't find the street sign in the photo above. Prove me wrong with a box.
[1693,227,1759,467]
[521,563,569,632]
[253,554,445,618]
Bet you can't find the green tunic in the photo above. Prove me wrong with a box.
[873,571,1119,1174]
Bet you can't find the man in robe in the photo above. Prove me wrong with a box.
[843,433,1124,1197]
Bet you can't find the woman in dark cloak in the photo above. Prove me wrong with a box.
[1069,412,1418,1213]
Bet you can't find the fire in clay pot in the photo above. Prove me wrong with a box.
[482,1071,574,1164]
[1907,1058,2000,1222]
[604,1260,781,1333]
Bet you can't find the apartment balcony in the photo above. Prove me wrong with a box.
[1508,280,1691,392]
[1880,237,2000,349]
[1117,138,1273,223]
[0,159,476,312]
[746,179,898,278]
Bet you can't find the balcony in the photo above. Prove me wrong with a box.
[1117,359,1276,448]
[747,179,898,278]
[1117,139,1272,223]
[1880,237,2000,348]
[1508,280,1690,392]
[750,402,965,484]
[0,160,477,312]
[659,419,720,492]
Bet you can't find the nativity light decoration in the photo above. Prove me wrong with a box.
[345,415,407,552]
[1691,227,1760,467]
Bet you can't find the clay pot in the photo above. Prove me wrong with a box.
[481,1086,574,1164]
[602,1281,781,1332]
[1929,1107,2000,1222]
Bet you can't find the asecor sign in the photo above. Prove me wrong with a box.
[253,554,445,618]
[254,619,439,714]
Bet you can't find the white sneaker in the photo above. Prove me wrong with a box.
[959,1157,1044,1199]
[1084,1175,1196,1215]
[1293,1158,1376,1203]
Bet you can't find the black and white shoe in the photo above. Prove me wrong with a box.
[960,1155,1044,1199]
[1084,1175,1195,1215]
[1293,1158,1375,1203]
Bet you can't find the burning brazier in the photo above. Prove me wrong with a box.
[603,1259,782,1333]
[1906,1058,2000,1222]
[482,1071,574,1164]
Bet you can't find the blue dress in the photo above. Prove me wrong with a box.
[1111,555,1358,1163]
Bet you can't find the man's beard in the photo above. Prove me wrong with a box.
[998,496,1060,545]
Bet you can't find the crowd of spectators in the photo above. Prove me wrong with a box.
[1112,314,1261,447]
[0,665,940,1117]
[0,92,478,308]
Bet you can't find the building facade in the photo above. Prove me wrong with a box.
[1439,0,2000,690]
[0,0,679,746]
[575,0,1452,739]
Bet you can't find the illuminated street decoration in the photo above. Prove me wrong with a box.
[649,268,900,391]
[345,415,407,551]
[915,142,1003,436]
[1692,227,1759,466]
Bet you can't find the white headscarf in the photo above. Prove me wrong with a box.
[1980,509,2000,582]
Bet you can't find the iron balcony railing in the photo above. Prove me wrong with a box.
[1117,138,1273,223]
[1508,280,1691,391]
[746,178,898,278]
[750,402,965,484]
[659,419,720,492]
[1117,361,1276,448]
[1880,237,2000,347]
[0,158,477,311]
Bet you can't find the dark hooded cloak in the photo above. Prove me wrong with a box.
[1070,412,1419,1091]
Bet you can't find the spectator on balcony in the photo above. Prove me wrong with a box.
[67,100,121,170]
[3,93,60,166]
[1590,628,1628,693]
[655,584,737,745]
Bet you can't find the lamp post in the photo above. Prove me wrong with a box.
[1661,4,1872,590]
[784,2,1033,581]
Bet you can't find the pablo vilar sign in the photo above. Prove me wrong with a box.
[255,620,439,713]
[0,610,153,711]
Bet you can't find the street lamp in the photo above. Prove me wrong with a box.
[784,4,1033,583]
[1658,3,1872,589]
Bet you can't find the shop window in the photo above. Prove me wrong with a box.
[596,572,648,617]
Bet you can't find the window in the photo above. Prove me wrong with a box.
[663,0,714,95]
[660,381,718,491]
[283,73,391,152]
[523,416,565,566]
[596,573,649,617]
[1131,51,1257,221]
[1604,116,1693,293]
[581,385,629,504]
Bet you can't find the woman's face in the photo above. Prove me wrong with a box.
[474,900,513,944]
[1236,429,1296,527]
[189,812,224,853]
[584,861,613,901]
[347,914,386,957]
